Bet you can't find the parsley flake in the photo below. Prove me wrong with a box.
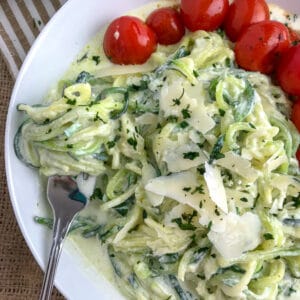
[127,137,137,150]
[263,233,274,240]
[183,152,199,160]
[66,98,77,105]
[181,105,191,119]
[183,187,191,192]
[92,55,100,65]
[179,121,189,129]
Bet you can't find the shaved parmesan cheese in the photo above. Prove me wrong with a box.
[204,162,228,213]
[160,80,197,117]
[216,151,259,182]
[188,105,216,134]
[163,143,207,173]
[208,212,261,260]
[145,171,203,211]
[185,84,216,134]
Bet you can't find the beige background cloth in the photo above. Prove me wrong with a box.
[0,0,68,298]
[0,54,64,300]
[0,53,64,300]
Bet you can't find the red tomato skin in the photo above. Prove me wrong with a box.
[103,16,157,65]
[180,0,229,32]
[146,7,185,45]
[234,21,290,74]
[291,99,300,132]
[224,0,269,42]
[296,148,300,163]
[278,46,300,96]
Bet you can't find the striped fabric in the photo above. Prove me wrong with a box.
[0,0,67,79]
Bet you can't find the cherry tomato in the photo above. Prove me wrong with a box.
[146,7,185,45]
[234,21,290,74]
[224,0,269,42]
[180,0,229,32]
[103,16,157,65]
[277,45,300,96]
[291,99,300,132]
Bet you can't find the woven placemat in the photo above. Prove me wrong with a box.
[0,54,64,299]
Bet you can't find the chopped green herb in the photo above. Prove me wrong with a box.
[197,166,205,175]
[209,77,219,101]
[77,53,88,63]
[191,185,204,195]
[127,137,138,150]
[209,135,225,164]
[183,187,191,192]
[114,196,135,216]
[181,105,191,119]
[292,194,300,208]
[107,141,115,149]
[172,88,185,106]
[43,118,50,125]
[179,121,189,129]
[92,55,100,65]
[225,57,233,68]
[285,286,297,297]
[167,115,178,123]
[76,71,92,83]
[172,218,196,230]
[183,152,199,160]
[218,265,246,274]
[207,221,213,231]
[90,188,103,201]
[263,233,274,240]
[219,109,225,117]
[193,70,199,77]
[216,28,225,38]
[66,98,77,105]
[240,198,248,202]
[94,112,104,122]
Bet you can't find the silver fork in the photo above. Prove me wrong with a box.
[39,175,88,300]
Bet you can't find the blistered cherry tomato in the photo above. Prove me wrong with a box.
[277,45,300,96]
[224,0,269,42]
[291,99,300,132]
[180,0,229,32]
[146,7,185,45]
[234,21,290,74]
[103,16,157,65]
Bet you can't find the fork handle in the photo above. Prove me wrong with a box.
[39,217,70,300]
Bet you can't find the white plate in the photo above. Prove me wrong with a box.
[4,0,300,299]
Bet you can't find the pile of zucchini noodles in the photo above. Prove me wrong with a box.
[16,29,300,299]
